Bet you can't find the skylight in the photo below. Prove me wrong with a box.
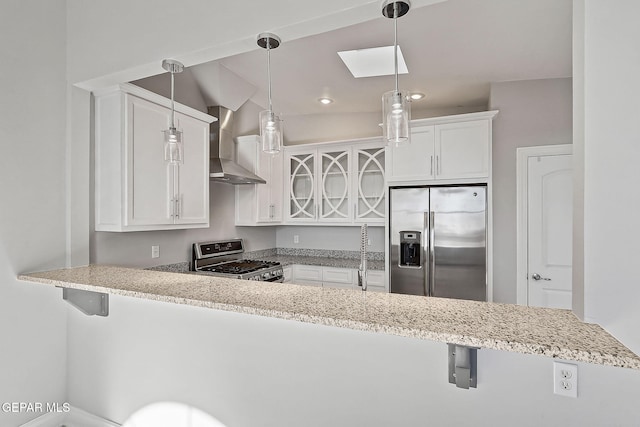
[337,46,408,78]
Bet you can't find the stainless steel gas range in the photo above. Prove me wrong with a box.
[191,239,283,282]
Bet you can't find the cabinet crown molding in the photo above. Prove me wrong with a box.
[411,110,498,127]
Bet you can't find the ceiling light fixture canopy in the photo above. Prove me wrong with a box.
[257,32,283,154]
[381,0,411,146]
[162,59,184,164]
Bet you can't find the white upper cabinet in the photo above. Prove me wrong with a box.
[387,126,435,182]
[386,111,497,184]
[318,148,351,222]
[353,143,386,222]
[95,83,214,232]
[435,119,490,180]
[287,150,317,222]
[235,135,284,225]
[284,138,385,225]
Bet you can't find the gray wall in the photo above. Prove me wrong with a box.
[0,2,68,425]
[578,0,640,354]
[489,78,573,303]
[277,226,385,253]
[282,105,486,145]
[92,183,276,268]
[132,70,208,114]
[69,294,640,427]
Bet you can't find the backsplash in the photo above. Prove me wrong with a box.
[149,247,384,272]
[248,248,384,261]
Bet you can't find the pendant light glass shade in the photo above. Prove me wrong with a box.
[162,59,184,164]
[383,90,410,145]
[163,127,183,163]
[257,32,283,154]
[259,110,283,154]
[381,1,411,146]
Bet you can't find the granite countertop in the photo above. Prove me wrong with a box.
[253,254,385,271]
[18,265,640,370]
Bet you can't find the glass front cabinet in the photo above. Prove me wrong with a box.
[284,138,385,225]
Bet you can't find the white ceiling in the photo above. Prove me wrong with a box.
[188,0,572,116]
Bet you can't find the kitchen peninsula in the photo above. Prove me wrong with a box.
[18,265,640,370]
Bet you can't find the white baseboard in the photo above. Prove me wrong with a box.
[19,412,65,427]
[20,406,121,427]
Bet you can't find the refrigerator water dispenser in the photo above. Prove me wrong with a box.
[400,231,422,267]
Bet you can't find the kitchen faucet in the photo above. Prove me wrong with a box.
[358,224,368,291]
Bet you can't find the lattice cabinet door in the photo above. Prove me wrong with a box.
[354,146,385,223]
[288,152,317,221]
[319,149,351,222]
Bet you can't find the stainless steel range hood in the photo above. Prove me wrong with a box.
[208,106,266,185]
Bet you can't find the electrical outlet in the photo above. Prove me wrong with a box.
[151,245,160,259]
[294,235,299,244]
[553,361,578,398]
[368,238,372,246]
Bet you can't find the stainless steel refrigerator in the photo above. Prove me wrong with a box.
[389,185,487,301]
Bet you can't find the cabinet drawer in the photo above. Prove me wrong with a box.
[365,270,385,290]
[322,267,353,284]
[293,265,323,282]
[323,281,355,290]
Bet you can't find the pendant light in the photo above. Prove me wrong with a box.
[381,0,411,146]
[257,33,283,154]
[162,59,184,164]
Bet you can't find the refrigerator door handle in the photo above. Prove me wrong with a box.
[423,212,430,296]
[429,211,436,296]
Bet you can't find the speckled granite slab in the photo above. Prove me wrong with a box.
[274,248,384,261]
[249,255,384,271]
[18,265,640,370]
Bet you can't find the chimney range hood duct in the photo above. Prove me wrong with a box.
[208,106,266,185]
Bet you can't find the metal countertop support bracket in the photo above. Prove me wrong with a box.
[448,344,478,389]
[61,288,109,317]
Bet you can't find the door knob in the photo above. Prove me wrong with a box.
[531,273,551,281]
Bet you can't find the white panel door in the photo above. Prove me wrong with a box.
[387,126,435,181]
[319,149,350,222]
[256,150,284,223]
[126,95,173,226]
[174,112,209,225]
[354,145,386,223]
[527,154,573,308]
[435,120,489,180]
[287,152,317,221]
[256,148,273,223]
[269,151,284,222]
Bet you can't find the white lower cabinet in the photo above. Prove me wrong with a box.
[322,267,353,288]
[282,266,293,283]
[290,265,385,292]
[291,265,323,286]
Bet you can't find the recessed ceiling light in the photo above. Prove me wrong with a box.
[337,46,408,78]
[410,93,426,100]
[318,97,333,105]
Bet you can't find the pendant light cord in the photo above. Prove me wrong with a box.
[267,40,273,113]
[394,2,399,94]
[170,70,176,129]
